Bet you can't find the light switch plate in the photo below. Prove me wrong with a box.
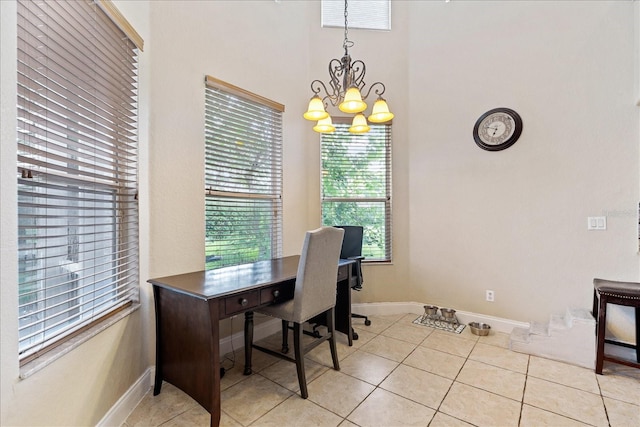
[587,216,606,230]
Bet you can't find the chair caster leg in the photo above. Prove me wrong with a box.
[281,345,289,354]
[364,319,371,326]
[352,330,359,340]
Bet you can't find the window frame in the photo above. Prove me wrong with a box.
[204,76,284,269]
[320,118,392,262]
[16,0,142,364]
[321,0,391,31]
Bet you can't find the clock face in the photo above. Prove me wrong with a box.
[473,108,522,151]
[478,113,515,145]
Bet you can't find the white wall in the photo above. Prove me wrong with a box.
[407,1,638,335]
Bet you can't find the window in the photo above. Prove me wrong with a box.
[204,76,284,269]
[321,120,392,262]
[17,0,142,362]
[322,0,391,31]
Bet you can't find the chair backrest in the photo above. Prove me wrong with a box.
[335,226,363,259]
[292,226,345,323]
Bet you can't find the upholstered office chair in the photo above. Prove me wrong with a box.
[246,226,344,398]
[335,225,371,340]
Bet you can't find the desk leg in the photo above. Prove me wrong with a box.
[152,285,163,395]
[244,311,254,375]
[335,279,353,346]
[208,302,221,427]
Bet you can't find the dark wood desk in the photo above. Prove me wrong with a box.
[148,255,355,427]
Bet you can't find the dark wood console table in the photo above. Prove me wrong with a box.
[148,255,355,427]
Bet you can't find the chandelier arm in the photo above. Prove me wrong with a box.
[361,81,386,101]
[310,79,340,108]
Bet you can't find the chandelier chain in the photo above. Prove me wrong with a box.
[343,0,353,52]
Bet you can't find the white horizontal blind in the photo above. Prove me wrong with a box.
[321,120,392,261]
[17,0,139,361]
[322,0,391,31]
[205,78,283,268]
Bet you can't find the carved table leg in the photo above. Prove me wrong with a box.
[244,311,254,375]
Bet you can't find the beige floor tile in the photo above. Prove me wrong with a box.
[126,313,640,427]
[469,342,529,373]
[600,360,640,380]
[347,327,377,347]
[403,345,466,379]
[528,356,600,393]
[307,369,375,417]
[428,412,474,427]
[220,374,292,425]
[160,404,218,427]
[453,326,481,342]
[353,316,394,335]
[604,396,640,427]
[597,371,640,405]
[339,350,399,385]
[477,331,510,348]
[439,382,521,427]
[370,313,408,323]
[379,363,452,409]
[220,362,253,391]
[456,359,525,401]
[220,410,244,427]
[252,394,343,427]
[260,357,328,393]
[306,338,357,366]
[359,334,417,362]
[347,388,435,426]
[519,404,591,427]
[421,330,476,357]
[125,382,198,427]
[381,321,433,344]
[523,377,608,427]
[238,345,280,374]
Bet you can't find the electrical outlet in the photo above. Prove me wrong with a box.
[486,290,495,302]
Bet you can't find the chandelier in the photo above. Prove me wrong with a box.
[303,0,394,134]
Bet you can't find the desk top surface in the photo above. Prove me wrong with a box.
[148,256,353,300]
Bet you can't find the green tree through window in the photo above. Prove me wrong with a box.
[321,121,392,261]
[204,77,283,269]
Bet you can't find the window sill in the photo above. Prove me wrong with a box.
[19,303,141,379]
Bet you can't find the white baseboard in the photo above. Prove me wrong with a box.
[102,302,528,425]
[352,301,530,334]
[96,366,153,427]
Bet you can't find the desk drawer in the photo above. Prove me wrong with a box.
[337,264,349,282]
[260,281,294,305]
[223,290,259,316]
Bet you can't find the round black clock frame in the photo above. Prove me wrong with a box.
[473,107,523,152]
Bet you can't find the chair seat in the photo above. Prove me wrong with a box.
[258,299,296,322]
[594,279,640,300]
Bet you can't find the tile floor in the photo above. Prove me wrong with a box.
[124,313,640,427]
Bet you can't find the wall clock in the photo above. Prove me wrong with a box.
[473,107,523,151]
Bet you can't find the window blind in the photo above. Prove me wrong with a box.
[322,0,391,31]
[205,77,283,269]
[321,120,392,261]
[17,0,140,362]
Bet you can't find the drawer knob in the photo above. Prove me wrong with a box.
[273,290,280,298]
[239,298,249,306]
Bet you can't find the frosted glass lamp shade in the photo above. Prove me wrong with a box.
[339,87,367,113]
[303,96,329,121]
[368,97,394,123]
[313,116,335,133]
[349,114,370,134]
